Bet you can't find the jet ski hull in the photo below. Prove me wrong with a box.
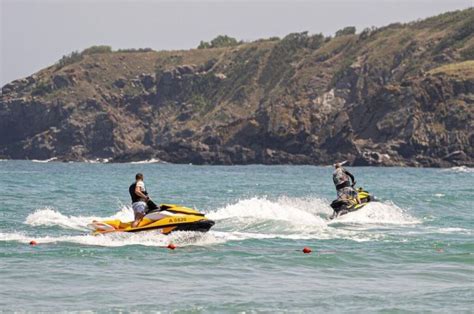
[329,188,373,219]
[89,204,215,235]
[125,219,215,233]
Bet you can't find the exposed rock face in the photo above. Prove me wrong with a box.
[1,9,473,166]
[52,74,71,89]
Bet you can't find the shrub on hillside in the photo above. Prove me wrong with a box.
[308,33,325,49]
[81,45,113,55]
[359,27,378,40]
[57,51,83,68]
[254,37,281,43]
[117,48,154,53]
[414,8,473,29]
[335,26,356,37]
[198,35,241,49]
[433,16,474,54]
[198,41,211,49]
[258,32,310,88]
[281,32,310,48]
[55,45,111,69]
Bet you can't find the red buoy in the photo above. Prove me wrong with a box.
[302,247,312,254]
[167,243,176,250]
[29,240,37,246]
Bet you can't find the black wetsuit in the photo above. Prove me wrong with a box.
[129,182,159,212]
[129,183,148,203]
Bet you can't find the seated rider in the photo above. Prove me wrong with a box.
[129,173,150,227]
[333,162,361,204]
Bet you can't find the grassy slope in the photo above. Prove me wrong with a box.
[428,60,474,78]
[13,8,471,105]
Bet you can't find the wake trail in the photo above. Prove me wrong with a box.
[6,196,422,247]
[0,231,221,247]
[25,207,134,231]
[328,201,421,225]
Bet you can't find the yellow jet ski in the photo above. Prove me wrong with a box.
[89,204,215,235]
[329,187,373,219]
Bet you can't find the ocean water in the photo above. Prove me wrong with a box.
[0,161,472,312]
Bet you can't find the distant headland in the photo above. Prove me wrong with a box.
[1,9,473,167]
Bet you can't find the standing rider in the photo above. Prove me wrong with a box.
[333,162,361,204]
[129,173,150,227]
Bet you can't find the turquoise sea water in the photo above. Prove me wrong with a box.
[0,161,472,312]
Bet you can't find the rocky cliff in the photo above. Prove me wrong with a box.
[1,9,473,166]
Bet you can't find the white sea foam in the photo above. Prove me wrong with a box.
[85,158,110,164]
[13,196,420,247]
[401,227,472,237]
[130,158,163,164]
[0,231,220,247]
[207,196,330,232]
[330,201,420,225]
[209,196,419,229]
[25,206,134,231]
[206,196,417,241]
[209,230,382,242]
[0,228,378,247]
[436,227,472,235]
[442,166,474,173]
[21,207,221,246]
[31,157,58,163]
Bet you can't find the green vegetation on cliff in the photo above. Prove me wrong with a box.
[1,8,473,166]
[198,35,242,49]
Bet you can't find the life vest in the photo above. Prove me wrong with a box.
[129,182,148,203]
[333,168,349,188]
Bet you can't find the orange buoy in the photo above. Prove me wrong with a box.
[302,247,312,254]
[29,240,37,246]
[167,243,176,250]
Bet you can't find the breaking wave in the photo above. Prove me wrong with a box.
[31,157,58,163]
[130,158,164,164]
[442,166,473,173]
[84,158,110,164]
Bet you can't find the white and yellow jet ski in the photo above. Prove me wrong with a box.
[89,204,215,235]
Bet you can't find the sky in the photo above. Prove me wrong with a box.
[1,0,472,86]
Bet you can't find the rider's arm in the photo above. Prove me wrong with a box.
[135,185,149,201]
[343,169,355,184]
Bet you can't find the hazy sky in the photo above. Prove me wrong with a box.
[1,0,472,86]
